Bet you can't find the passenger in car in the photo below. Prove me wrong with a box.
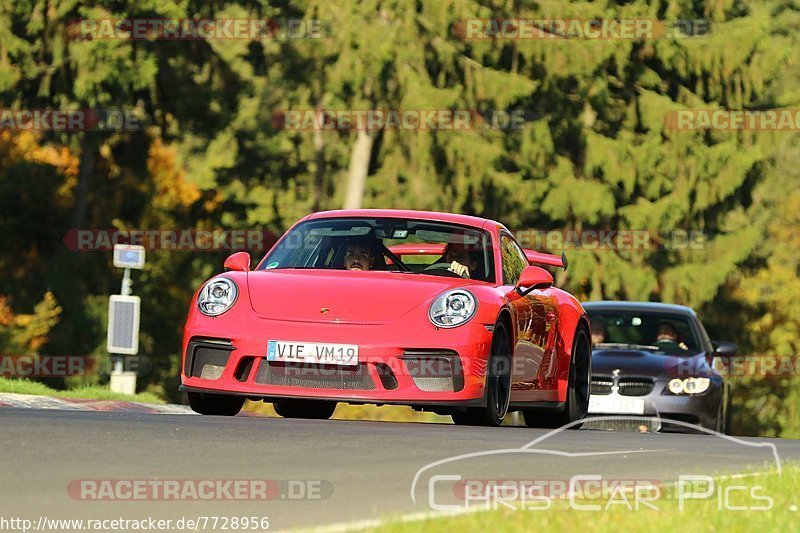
[343,236,383,271]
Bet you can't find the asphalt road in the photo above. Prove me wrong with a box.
[2,408,799,531]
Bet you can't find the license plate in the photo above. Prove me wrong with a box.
[267,340,359,366]
[588,394,645,415]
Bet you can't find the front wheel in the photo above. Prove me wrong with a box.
[452,321,512,427]
[273,399,337,420]
[523,325,591,429]
[187,392,245,416]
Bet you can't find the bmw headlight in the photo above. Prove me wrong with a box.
[429,290,477,328]
[198,277,238,316]
[667,377,711,395]
[668,378,685,395]
[683,377,710,394]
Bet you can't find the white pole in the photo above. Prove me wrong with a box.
[121,268,132,296]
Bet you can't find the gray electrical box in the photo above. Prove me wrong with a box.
[107,295,141,355]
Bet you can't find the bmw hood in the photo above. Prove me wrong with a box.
[246,269,473,323]
[591,349,713,378]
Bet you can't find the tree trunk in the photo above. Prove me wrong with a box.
[343,128,375,209]
[312,122,325,211]
[69,134,99,229]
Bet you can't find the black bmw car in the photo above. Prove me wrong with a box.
[583,301,738,433]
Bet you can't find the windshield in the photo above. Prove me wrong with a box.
[587,310,702,356]
[259,217,495,282]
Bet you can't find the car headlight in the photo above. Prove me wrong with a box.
[198,277,238,316]
[429,289,477,328]
[668,378,685,394]
[667,377,711,395]
[683,377,710,394]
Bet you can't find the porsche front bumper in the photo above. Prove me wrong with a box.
[180,314,493,406]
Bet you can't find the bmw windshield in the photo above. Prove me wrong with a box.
[587,311,703,356]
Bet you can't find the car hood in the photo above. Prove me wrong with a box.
[246,269,473,323]
[591,349,713,378]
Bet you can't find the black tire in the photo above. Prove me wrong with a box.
[523,325,591,429]
[274,399,337,420]
[187,392,245,416]
[451,321,512,427]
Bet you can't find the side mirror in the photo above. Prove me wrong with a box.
[224,251,251,272]
[711,340,738,357]
[516,266,553,295]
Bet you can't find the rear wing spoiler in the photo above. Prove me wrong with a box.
[523,249,568,271]
[387,243,446,256]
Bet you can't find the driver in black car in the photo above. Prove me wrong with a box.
[591,321,607,345]
[654,322,689,352]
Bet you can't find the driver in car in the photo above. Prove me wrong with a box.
[590,321,607,345]
[344,237,380,271]
[442,241,480,279]
[655,322,689,351]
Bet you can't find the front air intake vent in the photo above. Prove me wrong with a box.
[591,377,614,395]
[401,350,463,392]
[254,360,376,390]
[185,339,234,380]
[617,378,655,397]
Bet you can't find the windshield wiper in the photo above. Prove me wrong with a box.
[594,343,661,351]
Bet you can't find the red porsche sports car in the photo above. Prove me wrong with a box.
[180,209,591,427]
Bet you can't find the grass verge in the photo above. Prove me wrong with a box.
[0,377,164,404]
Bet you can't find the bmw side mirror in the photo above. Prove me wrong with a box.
[516,266,553,296]
[224,251,251,272]
[712,340,738,357]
